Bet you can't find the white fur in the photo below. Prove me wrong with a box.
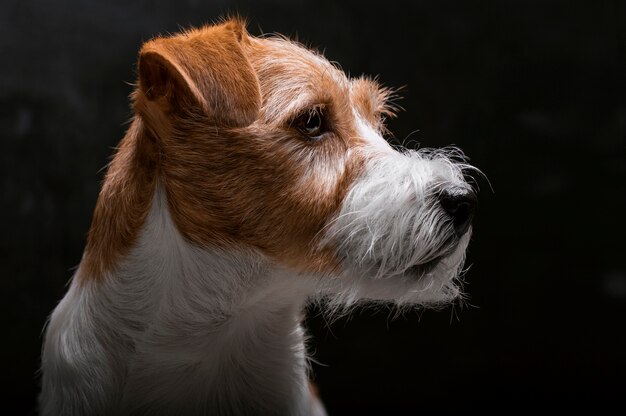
[355,114,395,153]
[320,147,472,307]
[41,187,324,415]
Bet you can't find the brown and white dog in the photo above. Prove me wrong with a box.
[40,18,477,415]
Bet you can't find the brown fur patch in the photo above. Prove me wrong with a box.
[80,118,158,282]
[351,76,400,134]
[81,19,397,281]
[138,19,261,127]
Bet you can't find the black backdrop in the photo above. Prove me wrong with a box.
[3,0,625,414]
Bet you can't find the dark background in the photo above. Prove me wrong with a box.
[3,0,625,414]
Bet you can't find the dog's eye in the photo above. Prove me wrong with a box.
[293,108,326,140]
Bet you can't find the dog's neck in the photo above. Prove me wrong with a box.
[108,188,316,413]
[45,129,321,415]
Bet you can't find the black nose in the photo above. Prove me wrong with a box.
[438,187,476,236]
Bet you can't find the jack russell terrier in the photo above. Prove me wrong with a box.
[40,18,477,415]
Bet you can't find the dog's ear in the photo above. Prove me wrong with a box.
[137,19,261,127]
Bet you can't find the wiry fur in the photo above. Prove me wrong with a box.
[319,148,473,308]
[40,18,477,416]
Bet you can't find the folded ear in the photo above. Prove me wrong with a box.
[137,19,261,127]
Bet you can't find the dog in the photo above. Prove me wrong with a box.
[40,18,477,415]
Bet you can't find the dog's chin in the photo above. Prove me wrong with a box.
[404,256,443,278]
[328,233,471,307]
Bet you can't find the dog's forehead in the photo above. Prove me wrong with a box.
[247,37,351,123]
[249,37,346,83]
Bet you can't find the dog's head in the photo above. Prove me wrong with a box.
[133,18,477,305]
